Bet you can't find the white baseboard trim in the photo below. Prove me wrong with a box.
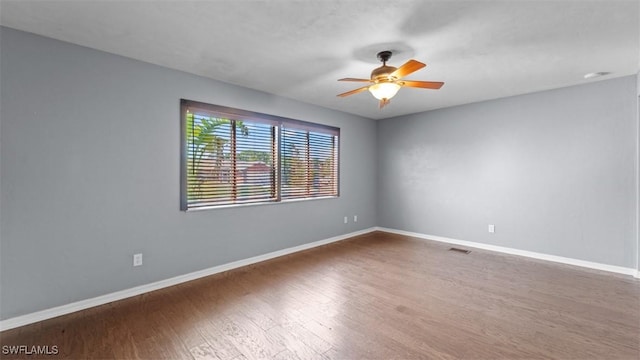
[375,227,638,277]
[0,227,376,332]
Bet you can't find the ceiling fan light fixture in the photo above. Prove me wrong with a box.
[368,82,401,100]
[336,50,443,108]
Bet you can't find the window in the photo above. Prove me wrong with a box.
[281,125,338,199]
[181,100,339,210]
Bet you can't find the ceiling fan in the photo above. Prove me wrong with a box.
[337,51,444,108]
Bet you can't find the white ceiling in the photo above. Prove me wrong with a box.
[1,0,638,120]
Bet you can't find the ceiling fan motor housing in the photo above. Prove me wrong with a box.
[371,65,397,82]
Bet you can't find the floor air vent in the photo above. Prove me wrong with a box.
[449,247,471,254]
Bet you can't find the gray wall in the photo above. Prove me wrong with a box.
[378,75,638,268]
[0,27,378,320]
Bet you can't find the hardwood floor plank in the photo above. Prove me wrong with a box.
[1,231,638,359]
[189,343,222,360]
[217,315,281,360]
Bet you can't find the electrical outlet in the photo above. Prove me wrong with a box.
[344,216,348,224]
[354,215,358,222]
[488,224,495,233]
[133,253,143,267]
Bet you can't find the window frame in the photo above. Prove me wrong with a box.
[180,99,340,211]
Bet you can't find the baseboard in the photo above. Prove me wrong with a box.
[0,227,376,332]
[375,227,638,277]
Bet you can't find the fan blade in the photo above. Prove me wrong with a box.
[390,60,426,79]
[379,98,390,109]
[337,86,370,97]
[400,80,444,89]
[338,78,372,82]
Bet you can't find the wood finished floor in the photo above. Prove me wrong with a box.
[1,231,639,359]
